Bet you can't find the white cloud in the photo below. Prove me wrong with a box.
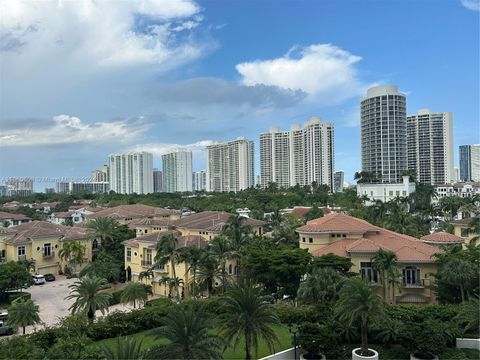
[0,115,149,146]
[461,0,480,11]
[128,140,217,157]
[236,44,368,105]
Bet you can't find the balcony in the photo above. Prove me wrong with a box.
[18,255,26,261]
[141,260,152,268]
[43,251,55,259]
[403,279,426,288]
[126,256,131,262]
[0,257,6,264]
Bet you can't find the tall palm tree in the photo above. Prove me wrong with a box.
[209,236,231,292]
[154,234,181,301]
[59,240,86,273]
[297,267,345,304]
[218,278,280,360]
[8,298,41,335]
[86,217,119,250]
[371,249,398,303]
[223,215,251,276]
[158,276,171,297]
[335,277,384,356]
[196,250,221,297]
[98,336,144,360]
[66,275,112,323]
[121,282,152,308]
[138,269,154,285]
[151,303,223,359]
[178,245,204,298]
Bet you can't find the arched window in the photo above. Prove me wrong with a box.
[92,239,99,250]
[402,266,421,287]
[228,264,233,274]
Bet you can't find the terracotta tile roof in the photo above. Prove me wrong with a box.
[122,231,207,250]
[297,213,379,233]
[128,218,176,229]
[451,217,476,226]
[1,221,87,245]
[421,232,465,244]
[309,214,438,263]
[173,211,265,232]
[88,204,180,221]
[0,211,31,221]
[51,211,74,218]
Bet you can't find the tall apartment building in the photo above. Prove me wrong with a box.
[333,171,344,192]
[91,165,109,182]
[259,118,334,189]
[459,145,480,182]
[361,85,407,184]
[108,152,153,194]
[162,151,193,193]
[153,168,163,192]
[406,109,454,185]
[5,178,34,196]
[206,137,254,192]
[193,170,207,191]
[55,181,109,194]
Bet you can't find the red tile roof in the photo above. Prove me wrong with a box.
[88,204,180,221]
[173,211,265,232]
[421,232,464,244]
[1,221,87,245]
[0,211,31,221]
[122,231,207,250]
[297,213,379,233]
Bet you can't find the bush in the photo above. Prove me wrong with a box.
[109,289,123,306]
[273,303,321,324]
[8,291,31,303]
[402,319,447,359]
[145,297,173,308]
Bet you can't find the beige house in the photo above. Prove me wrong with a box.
[420,231,465,246]
[0,221,94,275]
[0,211,32,227]
[452,217,478,246]
[87,204,181,224]
[297,213,440,304]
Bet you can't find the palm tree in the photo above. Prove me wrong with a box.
[209,236,231,292]
[86,217,118,250]
[438,196,466,221]
[178,245,204,298]
[8,298,41,335]
[386,267,403,305]
[98,336,144,360]
[218,278,280,360]
[223,215,251,276]
[66,275,112,323]
[297,267,345,304]
[438,258,475,302]
[158,276,171,297]
[196,250,221,297]
[371,249,398,303]
[335,277,384,356]
[151,303,223,359]
[138,269,154,285]
[121,282,152,308]
[154,234,181,301]
[59,240,86,274]
[467,217,480,245]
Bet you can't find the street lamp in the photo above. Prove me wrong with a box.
[288,320,301,360]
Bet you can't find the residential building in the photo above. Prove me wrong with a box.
[0,211,32,227]
[451,217,478,247]
[297,213,439,304]
[5,178,34,196]
[0,186,8,197]
[193,170,207,191]
[206,137,254,192]
[459,144,480,182]
[433,182,480,205]
[361,85,407,184]
[259,118,335,189]
[91,165,109,182]
[334,171,344,192]
[153,168,163,192]
[55,181,110,194]
[357,176,416,204]
[108,152,154,194]
[407,109,454,185]
[162,151,193,193]
[0,221,94,274]
[87,204,181,224]
[454,167,460,182]
[44,188,55,194]
[420,232,464,246]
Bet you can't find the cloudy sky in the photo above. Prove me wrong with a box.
[0,0,479,190]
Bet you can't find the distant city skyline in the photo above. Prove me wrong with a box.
[0,1,478,191]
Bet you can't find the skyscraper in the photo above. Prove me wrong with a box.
[162,151,193,193]
[153,168,163,192]
[108,152,153,194]
[193,170,207,191]
[406,109,454,185]
[334,171,345,192]
[91,165,109,182]
[259,117,334,189]
[459,144,480,182]
[206,137,254,192]
[361,85,407,183]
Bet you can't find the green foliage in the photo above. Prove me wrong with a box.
[59,240,86,273]
[297,267,346,304]
[303,205,324,222]
[401,319,447,359]
[80,252,123,283]
[0,261,31,294]
[311,253,353,274]
[0,335,45,360]
[98,336,144,360]
[47,334,104,360]
[109,289,124,306]
[273,303,321,324]
[120,282,152,308]
[439,348,480,360]
[7,298,41,335]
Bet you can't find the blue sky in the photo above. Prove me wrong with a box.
[0,0,478,191]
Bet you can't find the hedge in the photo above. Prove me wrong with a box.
[7,292,31,304]
[109,289,123,306]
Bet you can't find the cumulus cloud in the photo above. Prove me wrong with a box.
[128,140,217,157]
[236,44,368,105]
[0,115,149,146]
[461,0,480,11]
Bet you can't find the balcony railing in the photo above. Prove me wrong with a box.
[141,260,152,267]
[126,256,131,262]
[0,257,6,264]
[403,279,426,288]
[43,251,55,259]
[18,255,26,261]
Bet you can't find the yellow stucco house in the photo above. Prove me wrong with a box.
[123,211,266,297]
[0,221,94,275]
[296,213,440,304]
[87,204,181,224]
[452,217,478,246]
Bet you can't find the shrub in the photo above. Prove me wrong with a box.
[7,292,31,304]
[29,327,63,351]
[273,303,321,324]
[109,289,123,306]
[402,319,447,359]
[145,297,173,308]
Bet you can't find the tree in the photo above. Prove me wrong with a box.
[158,276,171,297]
[63,218,74,227]
[354,171,377,184]
[371,249,398,303]
[335,277,384,356]
[8,298,41,335]
[222,215,252,276]
[85,217,119,251]
[438,258,476,302]
[59,240,86,274]
[438,196,466,220]
[154,234,181,301]
[311,253,353,274]
[297,267,345,304]
[120,282,152,308]
[98,337,144,360]
[454,296,480,334]
[196,250,221,297]
[209,236,231,292]
[178,245,204,298]
[66,275,112,323]
[0,261,30,294]
[150,303,223,359]
[218,278,280,360]
[79,252,123,283]
[304,205,324,222]
[467,217,479,244]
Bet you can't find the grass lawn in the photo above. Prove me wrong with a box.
[95,324,293,359]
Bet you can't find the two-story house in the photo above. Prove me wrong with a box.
[0,211,32,227]
[87,204,181,224]
[451,217,478,246]
[296,213,440,304]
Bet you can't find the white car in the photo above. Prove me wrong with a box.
[32,274,46,285]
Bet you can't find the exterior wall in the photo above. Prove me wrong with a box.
[453,223,477,246]
[433,182,480,205]
[162,151,193,193]
[357,176,416,204]
[109,152,154,194]
[460,145,480,182]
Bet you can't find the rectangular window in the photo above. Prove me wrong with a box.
[309,238,313,243]
[126,247,132,261]
[403,266,421,287]
[360,262,378,283]
[43,243,52,257]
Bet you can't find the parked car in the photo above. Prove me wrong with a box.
[32,274,46,285]
[44,273,55,282]
[0,320,14,336]
[0,309,8,321]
